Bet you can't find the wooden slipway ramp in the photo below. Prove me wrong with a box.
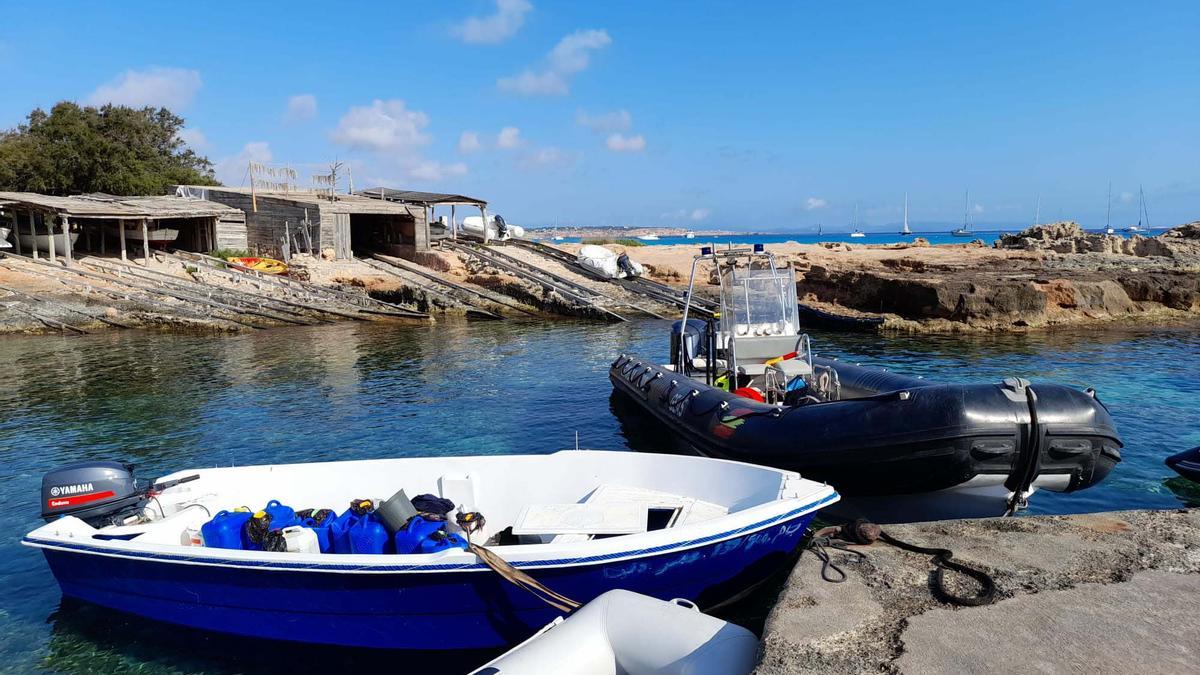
[442,239,682,322]
[507,239,718,318]
[359,254,527,320]
[0,250,429,331]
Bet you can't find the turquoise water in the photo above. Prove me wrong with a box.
[542,229,1144,248]
[1,320,1198,673]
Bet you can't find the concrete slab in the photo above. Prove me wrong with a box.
[898,570,1200,674]
[755,509,1200,674]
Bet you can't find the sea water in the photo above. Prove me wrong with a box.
[1,319,1196,672]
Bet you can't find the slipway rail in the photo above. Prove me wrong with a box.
[508,239,717,318]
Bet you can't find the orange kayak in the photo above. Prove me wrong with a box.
[227,257,288,275]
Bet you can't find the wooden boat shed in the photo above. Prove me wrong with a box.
[355,187,490,244]
[175,185,458,261]
[0,191,244,264]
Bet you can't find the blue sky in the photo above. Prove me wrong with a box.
[0,1,1196,231]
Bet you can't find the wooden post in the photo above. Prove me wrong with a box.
[118,218,128,261]
[451,204,456,240]
[28,212,37,260]
[100,219,106,255]
[480,206,489,244]
[12,211,21,255]
[141,219,150,264]
[47,214,57,263]
[61,216,72,265]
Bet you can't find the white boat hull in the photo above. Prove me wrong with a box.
[472,590,758,675]
[0,227,11,249]
[462,216,525,240]
[106,225,179,244]
[16,232,80,253]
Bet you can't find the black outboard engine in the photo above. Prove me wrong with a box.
[41,461,145,526]
[669,319,709,373]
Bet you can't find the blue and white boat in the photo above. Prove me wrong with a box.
[25,450,837,650]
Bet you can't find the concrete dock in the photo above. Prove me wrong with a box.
[755,509,1200,674]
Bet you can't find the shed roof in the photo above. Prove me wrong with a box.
[177,186,422,215]
[356,187,487,207]
[0,192,240,220]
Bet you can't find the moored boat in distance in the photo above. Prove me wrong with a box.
[900,192,913,235]
[951,189,974,236]
[25,450,836,650]
[637,233,661,241]
[609,244,1121,522]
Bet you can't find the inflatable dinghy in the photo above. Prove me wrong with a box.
[610,245,1121,522]
[1166,447,1200,483]
[471,590,757,675]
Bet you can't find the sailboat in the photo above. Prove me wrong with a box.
[951,190,973,237]
[899,193,913,235]
[816,223,823,237]
[849,202,866,238]
[1125,186,1149,233]
[1104,184,1115,234]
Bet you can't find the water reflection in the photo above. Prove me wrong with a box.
[0,319,1197,674]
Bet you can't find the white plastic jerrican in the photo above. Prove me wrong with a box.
[282,526,319,554]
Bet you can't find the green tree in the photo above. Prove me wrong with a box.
[0,102,219,195]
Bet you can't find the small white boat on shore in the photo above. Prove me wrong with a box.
[462,215,525,240]
[105,224,179,245]
[0,226,11,249]
[17,231,79,254]
[472,589,758,675]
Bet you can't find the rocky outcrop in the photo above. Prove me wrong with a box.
[998,220,1200,263]
[798,262,1196,331]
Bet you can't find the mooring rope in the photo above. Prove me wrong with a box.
[468,543,582,613]
[808,519,997,607]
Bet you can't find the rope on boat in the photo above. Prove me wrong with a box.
[456,511,582,614]
[807,519,997,607]
[468,543,582,613]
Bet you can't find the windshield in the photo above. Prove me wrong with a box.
[720,264,798,337]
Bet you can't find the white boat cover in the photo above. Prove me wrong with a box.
[577,244,644,279]
[472,589,758,675]
[462,215,526,240]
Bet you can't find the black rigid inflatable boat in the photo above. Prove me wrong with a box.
[610,354,1120,504]
[609,244,1122,522]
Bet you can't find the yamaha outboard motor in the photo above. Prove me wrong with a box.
[669,319,709,373]
[41,461,145,526]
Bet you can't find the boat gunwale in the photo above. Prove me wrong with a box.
[22,492,837,574]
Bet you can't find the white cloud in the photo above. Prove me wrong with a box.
[690,208,711,221]
[452,0,532,44]
[971,203,984,214]
[497,126,523,149]
[805,197,827,210]
[605,132,645,152]
[214,141,272,185]
[330,99,431,153]
[458,131,482,154]
[520,146,567,168]
[498,29,611,96]
[407,160,468,182]
[86,67,202,110]
[576,109,631,133]
[284,94,317,123]
[1119,191,1135,204]
[177,127,207,150]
